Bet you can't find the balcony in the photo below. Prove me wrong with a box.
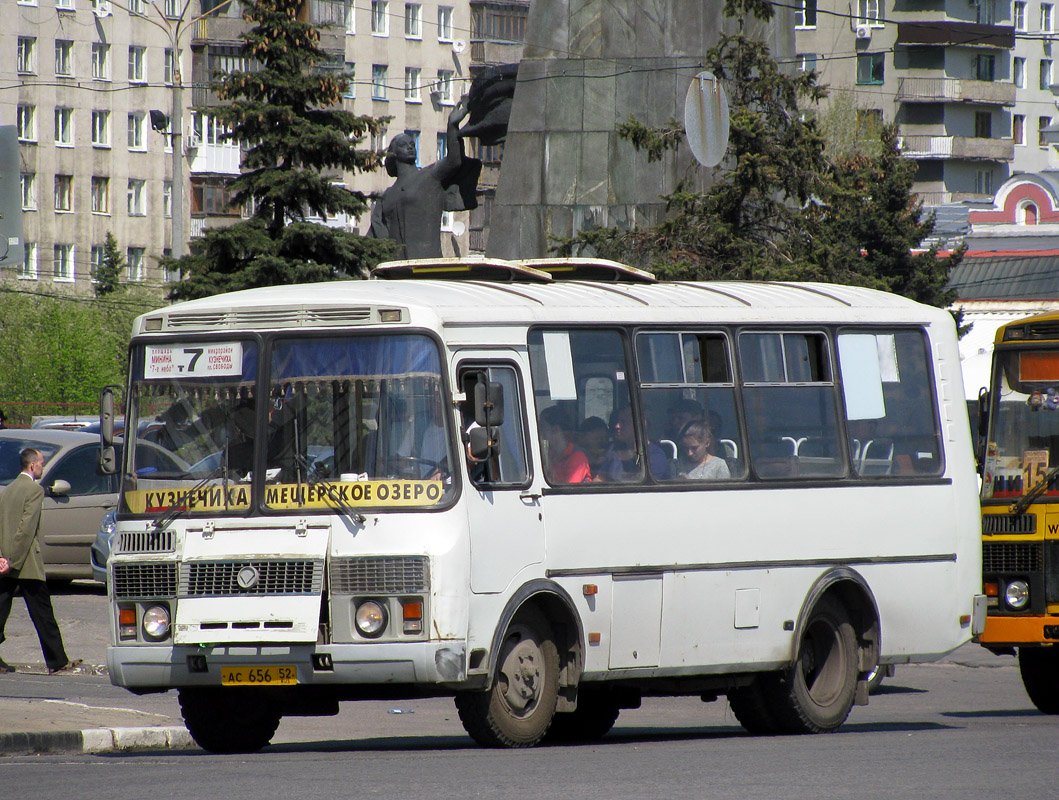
[896,77,1015,106]
[896,22,1015,49]
[899,134,1014,160]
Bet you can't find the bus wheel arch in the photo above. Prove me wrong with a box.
[766,569,881,734]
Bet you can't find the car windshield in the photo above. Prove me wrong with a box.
[121,333,454,516]
[0,439,61,485]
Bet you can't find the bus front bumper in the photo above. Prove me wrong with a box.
[107,641,468,689]
[975,615,1059,646]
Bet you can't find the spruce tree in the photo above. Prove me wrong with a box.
[94,232,124,297]
[167,0,398,301]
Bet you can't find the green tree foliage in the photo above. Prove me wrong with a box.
[557,0,963,311]
[94,232,124,298]
[167,0,398,301]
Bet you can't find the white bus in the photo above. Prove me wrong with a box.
[101,258,985,752]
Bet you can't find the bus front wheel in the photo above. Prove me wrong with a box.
[455,607,559,747]
[766,596,858,734]
[1019,647,1059,714]
[544,685,621,742]
[178,687,282,753]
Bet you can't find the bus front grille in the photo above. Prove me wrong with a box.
[982,514,1037,535]
[117,529,175,554]
[983,542,1044,573]
[180,560,324,596]
[113,563,179,599]
[330,556,429,594]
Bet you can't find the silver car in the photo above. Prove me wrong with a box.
[0,429,186,581]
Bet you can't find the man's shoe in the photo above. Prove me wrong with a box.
[47,658,82,675]
[0,658,15,673]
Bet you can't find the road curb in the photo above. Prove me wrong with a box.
[0,726,195,755]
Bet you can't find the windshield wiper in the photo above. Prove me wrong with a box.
[151,464,226,530]
[1010,464,1059,515]
[292,452,366,525]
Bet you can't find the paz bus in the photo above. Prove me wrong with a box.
[100,258,984,752]
[977,309,1059,713]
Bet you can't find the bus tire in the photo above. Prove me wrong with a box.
[1018,647,1059,714]
[728,679,781,735]
[544,686,621,742]
[454,607,559,747]
[178,687,282,753]
[766,595,858,734]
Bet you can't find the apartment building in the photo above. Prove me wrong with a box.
[795,0,1023,205]
[3,0,474,295]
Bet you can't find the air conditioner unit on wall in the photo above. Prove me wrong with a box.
[855,25,872,40]
[185,133,201,150]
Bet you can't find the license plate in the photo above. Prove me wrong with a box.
[220,665,297,686]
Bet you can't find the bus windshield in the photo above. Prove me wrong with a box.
[984,347,1059,501]
[121,333,455,516]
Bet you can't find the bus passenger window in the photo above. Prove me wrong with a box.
[838,330,942,477]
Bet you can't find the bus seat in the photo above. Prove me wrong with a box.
[781,436,807,456]
[860,439,894,476]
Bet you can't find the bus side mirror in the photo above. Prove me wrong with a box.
[99,384,120,475]
[468,425,500,461]
[474,380,504,428]
[977,387,990,464]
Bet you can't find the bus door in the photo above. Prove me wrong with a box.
[457,359,544,594]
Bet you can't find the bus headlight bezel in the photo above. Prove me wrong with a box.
[354,600,388,638]
[142,605,171,640]
[1004,580,1030,610]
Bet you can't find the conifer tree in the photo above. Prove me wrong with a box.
[167,0,398,301]
[94,232,124,297]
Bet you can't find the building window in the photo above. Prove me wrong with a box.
[1040,116,1052,146]
[371,127,389,152]
[1041,59,1053,90]
[91,111,110,147]
[163,252,181,284]
[16,105,36,142]
[974,111,992,138]
[164,181,173,218]
[54,107,73,146]
[436,69,455,103]
[856,0,879,25]
[55,40,73,77]
[797,53,818,73]
[128,180,146,216]
[438,5,453,40]
[53,244,74,281]
[975,169,993,195]
[1015,57,1026,88]
[126,248,146,282]
[164,49,175,85]
[17,37,36,75]
[794,0,817,28]
[128,46,146,83]
[54,175,73,212]
[405,130,421,166]
[91,176,110,214]
[128,113,146,150]
[371,0,388,35]
[1015,0,1027,30]
[128,0,146,11]
[191,176,238,215]
[976,0,996,24]
[372,64,388,100]
[344,63,356,98]
[17,0,38,5]
[207,44,246,76]
[21,243,37,280]
[163,0,180,16]
[437,132,447,160]
[975,54,995,82]
[405,3,421,37]
[1021,203,1039,225]
[1044,3,1054,32]
[92,43,110,80]
[21,173,36,210]
[90,245,105,282]
[405,67,421,102]
[856,53,884,85]
[1014,114,1026,145]
[56,0,74,9]
[471,1,527,41]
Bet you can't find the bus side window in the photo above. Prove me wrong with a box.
[459,365,529,487]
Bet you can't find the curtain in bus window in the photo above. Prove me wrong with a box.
[528,329,636,484]
[838,330,941,478]
[740,332,843,479]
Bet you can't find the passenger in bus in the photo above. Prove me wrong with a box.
[539,406,592,484]
[596,406,671,482]
[577,416,611,478]
[678,420,731,480]
[666,398,704,443]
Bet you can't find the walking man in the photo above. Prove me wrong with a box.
[0,448,80,674]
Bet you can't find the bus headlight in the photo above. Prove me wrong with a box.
[1005,580,1030,610]
[355,600,388,638]
[142,605,171,640]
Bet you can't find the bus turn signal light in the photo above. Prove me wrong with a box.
[402,601,423,634]
[984,581,999,597]
[583,584,598,596]
[119,606,137,640]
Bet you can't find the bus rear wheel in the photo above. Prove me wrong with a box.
[766,596,858,734]
[455,607,559,747]
[178,687,282,753]
[729,679,781,735]
[1018,647,1059,714]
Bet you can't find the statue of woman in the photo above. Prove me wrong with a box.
[368,98,480,258]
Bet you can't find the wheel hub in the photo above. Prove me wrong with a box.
[498,634,543,716]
